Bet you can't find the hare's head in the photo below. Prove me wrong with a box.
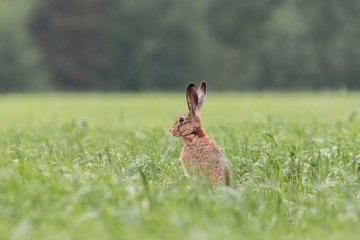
[170,82,207,138]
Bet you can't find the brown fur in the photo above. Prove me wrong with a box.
[170,82,231,186]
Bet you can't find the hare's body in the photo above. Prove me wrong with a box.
[170,82,231,186]
[181,132,230,185]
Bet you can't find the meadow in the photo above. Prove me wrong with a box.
[0,92,360,240]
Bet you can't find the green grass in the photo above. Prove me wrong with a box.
[0,92,360,240]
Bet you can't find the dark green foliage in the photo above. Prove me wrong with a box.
[29,0,208,91]
[0,0,50,92]
[2,0,360,91]
[29,0,118,91]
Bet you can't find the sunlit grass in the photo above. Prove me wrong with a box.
[0,92,360,239]
[0,92,359,128]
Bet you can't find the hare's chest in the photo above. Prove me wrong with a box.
[181,140,222,175]
[181,146,205,175]
[181,144,202,166]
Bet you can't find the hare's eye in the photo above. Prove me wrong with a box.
[178,116,185,123]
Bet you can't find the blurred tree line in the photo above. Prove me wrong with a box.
[1,0,360,91]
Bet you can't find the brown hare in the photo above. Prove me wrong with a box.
[170,82,231,186]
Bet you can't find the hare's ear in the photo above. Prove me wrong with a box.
[186,83,198,115]
[196,81,207,113]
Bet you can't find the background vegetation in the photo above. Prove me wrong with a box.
[1,0,360,91]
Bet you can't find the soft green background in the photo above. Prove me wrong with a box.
[2,0,360,91]
[1,92,358,128]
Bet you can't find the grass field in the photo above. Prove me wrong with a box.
[1,92,360,240]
